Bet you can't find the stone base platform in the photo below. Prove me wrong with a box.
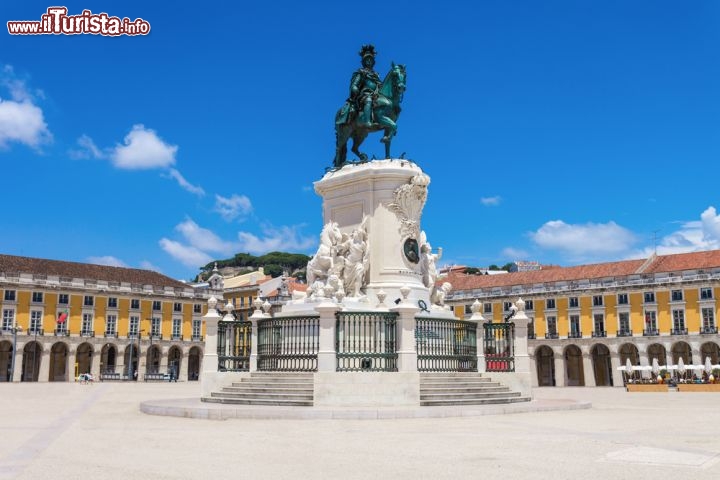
[140,396,590,420]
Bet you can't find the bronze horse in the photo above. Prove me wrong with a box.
[334,63,406,168]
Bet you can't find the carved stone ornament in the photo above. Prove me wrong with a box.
[387,173,430,242]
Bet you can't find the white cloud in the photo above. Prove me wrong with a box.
[139,260,162,272]
[86,255,128,268]
[626,206,720,259]
[0,65,51,149]
[531,220,637,259]
[166,168,205,197]
[236,225,316,254]
[214,194,253,221]
[501,247,529,260]
[111,124,177,170]
[175,218,236,255]
[159,238,213,268]
[69,134,104,160]
[480,196,501,206]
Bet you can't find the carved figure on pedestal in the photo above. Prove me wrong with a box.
[431,282,452,308]
[343,218,369,298]
[419,232,442,289]
[306,222,342,297]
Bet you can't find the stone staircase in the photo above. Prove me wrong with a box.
[205,372,314,406]
[420,373,531,406]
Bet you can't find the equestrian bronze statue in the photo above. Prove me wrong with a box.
[334,45,406,168]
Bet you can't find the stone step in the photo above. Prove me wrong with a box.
[230,381,313,388]
[250,372,315,378]
[212,391,314,400]
[420,377,491,382]
[239,377,314,384]
[421,396,532,406]
[204,397,313,406]
[222,386,314,394]
[420,391,521,400]
[420,380,498,387]
[420,386,511,394]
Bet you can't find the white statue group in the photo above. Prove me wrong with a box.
[305,217,451,308]
[306,217,370,300]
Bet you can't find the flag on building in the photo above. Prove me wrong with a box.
[57,309,69,324]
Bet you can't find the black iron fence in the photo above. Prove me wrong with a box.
[257,316,319,372]
[483,322,515,372]
[217,320,252,371]
[416,317,478,372]
[336,312,398,372]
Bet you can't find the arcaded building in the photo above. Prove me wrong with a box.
[0,254,207,382]
[446,250,720,387]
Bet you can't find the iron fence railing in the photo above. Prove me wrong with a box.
[336,312,398,372]
[416,317,477,372]
[257,316,319,372]
[483,322,515,372]
[217,320,252,372]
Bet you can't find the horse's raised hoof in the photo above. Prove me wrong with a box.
[380,136,390,144]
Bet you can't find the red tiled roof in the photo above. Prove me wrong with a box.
[0,254,188,289]
[448,249,720,292]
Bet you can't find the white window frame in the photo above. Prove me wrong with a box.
[106,314,117,335]
[30,310,43,333]
[617,293,628,305]
[546,298,556,310]
[2,308,15,330]
[593,313,605,335]
[82,313,93,335]
[569,315,580,336]
[644,310,658,332]
[672,309,686,333]
[546,316,557,335]
[107,297,118,309]
[172,318,182,337]
[192,318,201,338]
[568,297,579,308]
[702,307,715,330]
[3,290,16,302]
[130,299,140,310]
[700,287,713,300]
[618,312,631,333]
[129,315,139,336]
[58,293,69,305]
[151,316,161,336]
[32,291,44,303]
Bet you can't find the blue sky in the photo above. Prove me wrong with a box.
[2,1,719,281]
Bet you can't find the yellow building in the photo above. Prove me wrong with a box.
[0,254,207,382]
[446,250,720,387]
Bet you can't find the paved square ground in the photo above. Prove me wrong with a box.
[1,383,719,479]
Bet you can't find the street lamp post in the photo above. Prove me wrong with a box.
[9,324,22,382]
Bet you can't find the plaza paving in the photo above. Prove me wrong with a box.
[1,382,719,479]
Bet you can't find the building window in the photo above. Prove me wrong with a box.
[151,317,161,336]
[58,293,69,305]
[547,316,557,335]
[503,301,513,312]
[192,319,201,339]
[672,309,686,334]
[464,304,473,315]
[83,295,94,307]
[593,314,605,336]
[700,288,713,300]
[131,299,140,310]
[525,300,534,311]
[3,290,16,302]
[173,302,182,313]
[569,315,580,337]
[546,298,556,310]
[2,309,15,330]
[702,308,715,330]
[193,304,202,314]
[671,290,683,302]
[483,303,492,314]
[644,292,655,303]
[592,295,603,307]
[172,318,182,337]
[240,296,245,307]
[129,316,139,336]
[30,310,42,333]
[617,293,628,305]
[569,297,579,308]
[32,292,44,303]
[106,314,117,335]
[618,312,630,335]
[82,313,93,335]
[152,300,162,311]
[108,297,118,308]
[644,311,657,333]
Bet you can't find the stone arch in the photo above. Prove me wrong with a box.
[590,343,613,386]
[700,342,720,365]
[535,345,555,386]
[100,343,118,374]
[22,341,42,382]
[564,344,584,386]
[671,341,692,365]
[647,343,667,367]
[147,345,161,374]
[619,343,640,366]
[168,346,182,380]
[49,342,69,382]
[0,340,12,382]
[188,346,202,381]
[124,344,138,380]
[76,342,94,376]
